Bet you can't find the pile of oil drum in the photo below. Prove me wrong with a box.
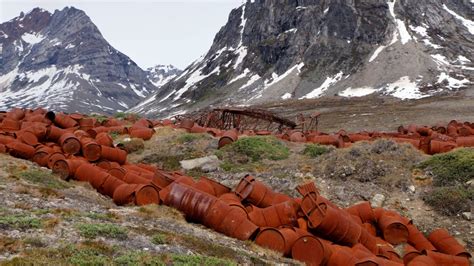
[0,108,471,265]
[177,118,474,155]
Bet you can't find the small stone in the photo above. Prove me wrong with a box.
[180,155,220,171]
[408,185,416,193]
[466,179,474,187]
[371,194,386,208]
[462,212,472,221]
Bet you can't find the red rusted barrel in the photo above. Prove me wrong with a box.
[54,113,79,129]
[235,175,291,208]
[289,132,306,143]
[78,118,95,131]
[256,227,307,256]
[218,130,238,149]
[326,245,358,266]
[178,119,194,130]
[1,118,21,131]
[164,182,217,223]
[315,205,362,245]
[59,133,81,155]
[377,241,403,263]
[217,206,259,241]
[7,142,35,159]
[0,134,15,145]
[75,163,106,183]
[346,201,376,224]
[407,255,437,266]
[390,137,421,149]
[247,200,299,228]
[129,128,154,140]
[47,152,66,169]
[96,160,121,171]
[423,250,470,266]
[193,176,231,197]
[17,131,39,146]
[100,145,127,165]
[309,135,344,148]
[103,118,124,127]
[456,136,474,148]
[113,183,160,206]
[218,193,247,214]
[430,140,457,154]
[358,227,378,254]
[427,228,471,258]
[95,132,114,147]
[81,139,102,162]
[122,171,154,185]
[403,244,423,265]
[108,167,127,179]
[6,108,25,121]
[189,124,207,134]
[99,174,126,198]
[291,235,332,265]
[407,224,436,252]
[52,158,87,180]
[46,125,68,141]
[377,210,409,245]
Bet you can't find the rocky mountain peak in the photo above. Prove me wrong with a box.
[132,0,473,118]
[0,7,159,114]
[146,65,182,88]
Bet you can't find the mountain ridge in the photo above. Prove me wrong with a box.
[131,0,474,118]
[0,7,158,114]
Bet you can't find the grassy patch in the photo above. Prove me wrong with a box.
[418,148,474,186]
[226,136,290,162]
[16,169,70,190]
[114,251,166,265]
[424,185,473,215]
[176,133,207,144]
[84,211,117,221]
[76,223,128,240]
[303,144,330,158]
[151,233,167,245]
[171,254,235,266]
[0,214,42,230]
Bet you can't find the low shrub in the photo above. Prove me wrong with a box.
[424,185,473,215]
[76,223,128,240]
[229,136,290,162]
[417,148,474,186]
[303,144,330,158]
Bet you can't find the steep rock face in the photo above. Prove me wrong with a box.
[0,7,158,114]
[146,65,182,88]
[132,0,473,117]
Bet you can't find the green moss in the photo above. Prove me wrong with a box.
[171,254,235,266]
[424,185,473,215]
[84,212,116,221]
[151,233,167,245]
[228,136,290,162]
[0,214,42,230]
[68,247,109,265]
[17,169,70,189]
[76,223,128,240]
[418,148,474,186]
[303,144,330,158]
[114,251,166,266]
[176,133,207,144]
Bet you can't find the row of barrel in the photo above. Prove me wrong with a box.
[176,118,474,154]
[0,108,471,265]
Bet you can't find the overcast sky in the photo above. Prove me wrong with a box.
[0,0,243,69]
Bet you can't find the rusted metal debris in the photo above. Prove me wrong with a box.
[0,107,472,265]
[176,107,312,132]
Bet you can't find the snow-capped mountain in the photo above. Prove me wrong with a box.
[146,65,182,88]
[132,0,473,118]
[0,7,158,114]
